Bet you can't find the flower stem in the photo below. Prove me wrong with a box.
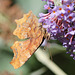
[35,48,67,75]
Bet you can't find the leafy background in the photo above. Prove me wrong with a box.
[0,0,75,75]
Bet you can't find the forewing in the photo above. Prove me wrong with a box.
[14,11,40,39]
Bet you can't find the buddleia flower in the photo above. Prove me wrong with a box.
[39,0,75,59]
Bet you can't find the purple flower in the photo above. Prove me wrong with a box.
[39,0,75,59]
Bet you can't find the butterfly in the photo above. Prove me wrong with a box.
[10,11,47,69]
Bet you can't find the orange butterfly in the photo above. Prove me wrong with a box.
[10,11,45,69]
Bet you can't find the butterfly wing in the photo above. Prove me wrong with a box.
[13,11,41,39]
[10,11,44,69]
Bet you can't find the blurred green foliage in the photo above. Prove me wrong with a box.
[16,0,46,16]
[0,0,75,75]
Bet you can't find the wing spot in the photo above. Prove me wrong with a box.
[19,43,21,46]
[15,48,17,51]
[28,27,31,30]
[24,34,27,38]
[22,23,24,25]
[19,25,20,27]
[21,47,22,49]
